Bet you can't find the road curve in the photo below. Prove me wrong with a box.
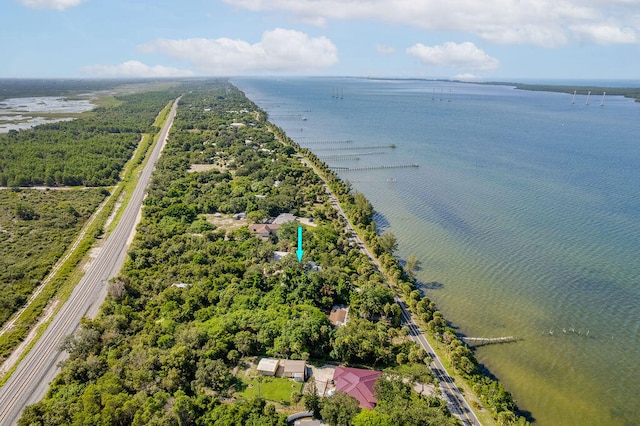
[0,97,181,425]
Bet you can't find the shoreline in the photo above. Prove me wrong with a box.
[235,76,640,425]
[356,75,640,102]
[257,91,529,424]
[508,83,640,102]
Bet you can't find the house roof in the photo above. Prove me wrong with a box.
[257,358,279,374]
[328,306,349,326]
[249,223,280,235]
[273,213,297,225]
[333,366,382,409]
[249,224,271,234]
[279,359,306,374]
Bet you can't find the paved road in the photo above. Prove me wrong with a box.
[396,297,481,426]
[298,156,480,426]
[0,98,180,425]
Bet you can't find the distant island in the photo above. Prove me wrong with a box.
[359,76,640,102]
[501,82,640,102]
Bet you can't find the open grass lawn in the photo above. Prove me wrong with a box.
[235,370,303,404]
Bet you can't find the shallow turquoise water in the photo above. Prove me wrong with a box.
[235,77,640,425]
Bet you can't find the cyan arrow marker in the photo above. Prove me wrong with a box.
[296,226,304,262]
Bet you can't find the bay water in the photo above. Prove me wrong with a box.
[234,77,640,425]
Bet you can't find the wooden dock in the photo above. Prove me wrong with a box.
[319,152,385,161]
[320,155,361,161]
[461,336,518,346]
[315,144,396,151]
[302,139,354,145]
[330,163,418,171]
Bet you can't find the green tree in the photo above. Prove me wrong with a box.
[374,373,456,426]
[234,330,256,357]
[173,390,197,426]
[349,191,374,226]
[304,377,322,418]
[193,358,234,395]
[356,282,395,320]
[331,317,393,365]
[378,232,398,254]
[351,409,394,426]
[15,202,39,220]
[405,254,420,279]
[320,390,362,426]
[396,363,434,395]
[291,391,302,407]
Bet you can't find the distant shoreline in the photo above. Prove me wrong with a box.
[497,82,640,102]
[357,76,640,102]
[3,76,640,104]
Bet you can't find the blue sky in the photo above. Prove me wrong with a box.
[2,0,640,81]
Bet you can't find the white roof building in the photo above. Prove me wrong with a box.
[257,358,279,376]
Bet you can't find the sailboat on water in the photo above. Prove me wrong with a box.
[600,92,606,106]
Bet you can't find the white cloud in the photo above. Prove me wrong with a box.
[375,44,396,55]
[453,73,483,81]
[570,23,638,44]
[407,42,500,71]
[139,28,338,75]
[476,24,569,48]
[18,0,84,10]
[79,61,194,78]
[223,0,640,47]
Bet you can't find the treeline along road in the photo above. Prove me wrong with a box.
[0,97,180,425]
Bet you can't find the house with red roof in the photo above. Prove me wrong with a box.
[332,366,382,409]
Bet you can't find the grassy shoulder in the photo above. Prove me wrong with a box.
[106,98,174,234]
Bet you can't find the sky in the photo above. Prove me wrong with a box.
[1,0,640,81]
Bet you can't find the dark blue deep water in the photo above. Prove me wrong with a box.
[234,77,640,425]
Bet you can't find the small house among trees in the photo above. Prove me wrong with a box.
[248,223,280,240]
[257,358,307,382]
[328,305,349,327]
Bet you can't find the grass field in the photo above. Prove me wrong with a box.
[235,369,303,405]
